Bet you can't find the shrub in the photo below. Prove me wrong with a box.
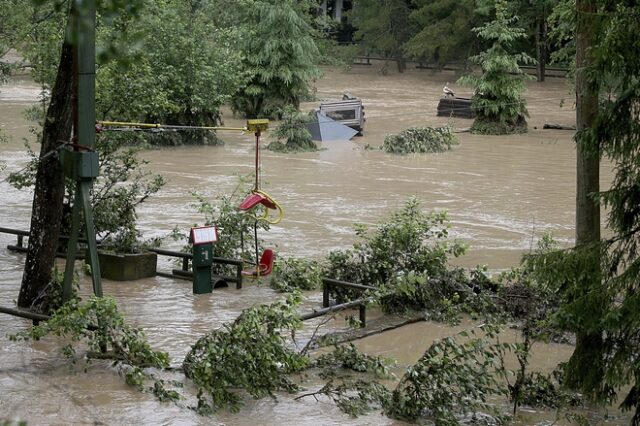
[324,198,467,301]
[270,257,323,292]
[267,106,318,153]
[382,126,457,154]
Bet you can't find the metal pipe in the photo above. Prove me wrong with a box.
[322,278,377,292]
[0,306,50,324]
[300,298,367,322]
[97,121,246,131]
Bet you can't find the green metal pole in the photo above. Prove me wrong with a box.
[77,0,102,297]
[62,0,102,301]
[77,0,96,150]
[80,180,102,296]
[62,183,83,301]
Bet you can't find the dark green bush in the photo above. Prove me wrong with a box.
[267,106,318,153]
[270,257,323,292]
[382,126,457,154]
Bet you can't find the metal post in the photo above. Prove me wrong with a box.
[62,0,102,301]
[323,281,331,308]
[80,180,102,297]
[62,184,83,301]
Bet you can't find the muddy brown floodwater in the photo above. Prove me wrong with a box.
[0,65,628,425]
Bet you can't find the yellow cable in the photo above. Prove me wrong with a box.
[97,120,247,131]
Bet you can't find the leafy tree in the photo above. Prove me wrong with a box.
[3,0,147,308]
[231,0,321,118]
[551,2,640,422]
[458,0,535,135]
[511,0,555,81]
[404,0,476,67]
[96,0,247,145]
[350,0,415,72]
[547,0,577,68]
[324,197,467,299]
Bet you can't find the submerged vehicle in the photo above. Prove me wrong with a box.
[318,93,365,134]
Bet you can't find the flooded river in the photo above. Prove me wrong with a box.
[0,66,626,424]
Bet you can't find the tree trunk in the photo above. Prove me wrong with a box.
[566,0,603,392]
[535,13,547,82]
[396,56,406,73]
[18,34,73,308]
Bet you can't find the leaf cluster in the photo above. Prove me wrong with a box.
[10,296,169,370]
[315,343,396,379]
[387,325,509,424]
[382,125,458,154]
[182,293,308,413]
[324,197,467,302]
[270,257,323,292]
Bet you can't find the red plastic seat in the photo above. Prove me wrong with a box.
[242,249,275,277]
[239,192,277,210]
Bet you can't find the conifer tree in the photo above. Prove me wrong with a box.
[458,0,535,135]
[232,0,321,118]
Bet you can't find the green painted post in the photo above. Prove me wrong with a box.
[62,0,102,301]
[190,226,218,294]
[192,244,213,294]
[62,184,83,302]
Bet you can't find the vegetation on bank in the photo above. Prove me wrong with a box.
[2,0,640,424]
[3,198,590,423]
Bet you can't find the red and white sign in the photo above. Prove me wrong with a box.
[190,226,218,245]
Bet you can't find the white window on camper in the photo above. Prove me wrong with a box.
[325,109,356,121]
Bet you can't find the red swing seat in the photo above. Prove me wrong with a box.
[242,248,275,277]
[239,192,277,210]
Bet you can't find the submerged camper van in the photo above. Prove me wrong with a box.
[319,94,365,134]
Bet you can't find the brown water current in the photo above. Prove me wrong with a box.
[0,66,627,425]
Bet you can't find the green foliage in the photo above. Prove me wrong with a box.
[405,0,477,66]
[377,269,496,324]
[324,198,467,301]
[303,379,393,418]
[231,0,321,118]
[382,126,458,154]
[315,343,395,379]
[512,371,583,410]
[350,0,414,72]
[528,4,640,419]
[297,343,395,417]
[270,257,323,292]
[10,296,169,378]
[547,0,576,68]
[387,324,509,424]
[458,0,534,135]
[9,131,165,253]
[96,0,247,145]
[182,293,308,413]
[267,106,318,153]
